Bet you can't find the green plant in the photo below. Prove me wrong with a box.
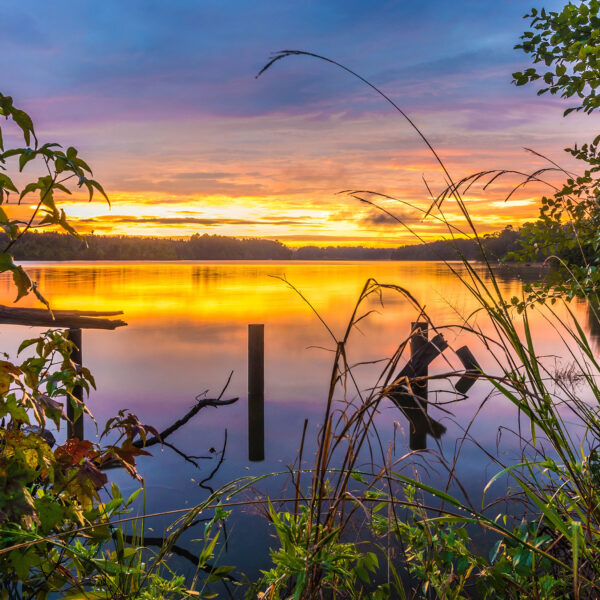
[257,501,385,600]
[502,0,600,299]
[512,0,600,116]
[0,92,107,307]
[0,329,169,598]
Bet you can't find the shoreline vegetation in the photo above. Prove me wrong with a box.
[2,226,528,262]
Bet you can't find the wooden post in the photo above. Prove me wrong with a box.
[248,324,264,462]
[66,328,84,440]
[409,321,428,450]
[455,346,482,394]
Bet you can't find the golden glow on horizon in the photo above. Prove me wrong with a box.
[11,110,569,246]
[45,189,537,246]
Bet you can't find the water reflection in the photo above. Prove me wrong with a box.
[0,260,595,571]
[0,261,591,451]
[585,298,600,351]
[2,259,597,579]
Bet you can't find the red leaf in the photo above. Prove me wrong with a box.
[55,439,95,464]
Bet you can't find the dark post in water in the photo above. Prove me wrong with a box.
[248,324,265,461]
[409,321,428,450]
[67,328,84,440]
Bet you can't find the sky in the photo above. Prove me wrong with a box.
[1,0,594,246]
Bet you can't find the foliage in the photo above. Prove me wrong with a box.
[257,501,386,600]
[504,136,600,301]
[506,0,600,300]
[369,494,570,599]
[512,0,600,115]
[0,93,107,307]
[63,498,234,600]
[0,329,168,598]
[0,91,234,599]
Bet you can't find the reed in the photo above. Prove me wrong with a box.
[249,51,600,600]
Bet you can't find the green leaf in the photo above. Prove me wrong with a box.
[350,471,367,484]
[11,108,36,146]
[18,337,39,354]
[0,253,32,301]
[0,173,18,193]
[83,179,110,205]
[19,181,40,202]
[58,208,82,239]
[36,496,65,531]
[0,252,16,273]
[125,487,142,506]
[18,148,36,172]
[12,265,32,302]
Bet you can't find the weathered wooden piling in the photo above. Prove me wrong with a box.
[386,322,447,449]
[248,324,265,462]
[409,322,428,450]
[66,328,84,440]
[386,321,483,450]
[455,346,482,394]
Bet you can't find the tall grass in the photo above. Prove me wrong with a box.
[251,51,600,599]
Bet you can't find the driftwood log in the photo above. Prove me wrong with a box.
[0,305,127,330]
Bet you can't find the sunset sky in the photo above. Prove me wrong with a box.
[1,0,593,246]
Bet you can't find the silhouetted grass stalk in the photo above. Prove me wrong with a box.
[255,51,600,599]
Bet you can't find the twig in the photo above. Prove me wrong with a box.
[199,430,228,494]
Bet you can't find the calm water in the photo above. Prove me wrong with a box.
[1,261,596,578]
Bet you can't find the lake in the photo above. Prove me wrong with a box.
[1,260,596,579]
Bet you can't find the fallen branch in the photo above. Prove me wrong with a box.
[138,396,238,450]
[0,305,126,329]
[104,374,238,469]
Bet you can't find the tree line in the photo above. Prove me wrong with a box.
[3,226,527,262]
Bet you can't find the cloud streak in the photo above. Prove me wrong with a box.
[77,215,314,227]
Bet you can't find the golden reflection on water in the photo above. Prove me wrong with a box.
[0,260,588,406]
[0,260,590,381]
[0,261,592,377]
[0,260,538,326]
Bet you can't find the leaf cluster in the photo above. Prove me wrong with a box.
[0,92,108,306]
[513,0,600,115]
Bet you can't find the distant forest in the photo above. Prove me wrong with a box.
[1,227,526,261]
